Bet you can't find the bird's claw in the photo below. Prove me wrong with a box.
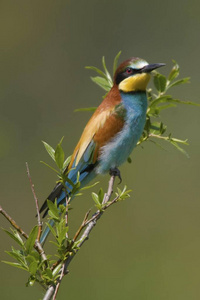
[109,167,122,184]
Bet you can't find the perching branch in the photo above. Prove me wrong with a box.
[43,172,117,300]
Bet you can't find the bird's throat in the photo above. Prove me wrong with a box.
[118,73,151,92]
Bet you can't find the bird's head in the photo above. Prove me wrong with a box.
[114,57,165,92]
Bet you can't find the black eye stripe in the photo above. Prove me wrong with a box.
[115,67,142,85]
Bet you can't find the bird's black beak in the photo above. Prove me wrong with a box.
[142,63,166,73]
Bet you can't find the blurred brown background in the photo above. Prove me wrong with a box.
[1,1,200,299]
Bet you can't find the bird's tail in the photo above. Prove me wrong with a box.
[39,164,96,245]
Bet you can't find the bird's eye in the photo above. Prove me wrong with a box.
[125,68,132,74]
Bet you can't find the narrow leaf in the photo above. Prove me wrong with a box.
[98,188,104,204]
[5,250,24,264]
[153,73,167,93]
[168,61,179,82]
[102,56,112,84]
[52,263,62,277]
[92,192,100,206]
[55,144,65,170]
[85,66,107,80]
[3,229,24,247]
[113,51,121,75]
[91,76,111,91]
[47,200,59,219]
[40,161,59,173]
[63,155,72,170]
[42,141,55,161]
[29,261,38,275]
[170,141,189,158]
[46,222,57,237]
[167,77,190,89]
[80,181,99,191]
[26,226,38,254]
[74,107,97,112]
[2,261,28,271]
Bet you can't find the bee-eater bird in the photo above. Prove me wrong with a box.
[39,57,165,244]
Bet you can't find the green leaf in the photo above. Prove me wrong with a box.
[5,250,25,265]
[153,73,167,93]
[113,51,121,75]
[63,155,72,170]
[116,185,132,200]
[168,60,179,82]
[98,188,104,204]
[150,122,167,135]
[40,161,59,173]
[29,261,38,275]
[153,103,177,112]
[149,95,185,109]
[64,176,76,189]
[55,143,65,170]
[52,263,62,277]
[85,66,107,80]
[71,181,81,194]
[47,200,59,219]
[42,141,55,161]
[46,221,57,237]
[150,96,200,108]
[80,181,99,191]
[92,192,100,206]
[102,56,113,85]
[74,107,97,112]
[91,76,111,91]
[170,140,189,158]
[167,77,190,89]
[127,156,132,164]
[149,139,167,151]
[26,226,38,254]
[26,254,37,265]
[2,261,28,271]
[3,229,24,248]
[57,227,68,245]
[42,267,53,280]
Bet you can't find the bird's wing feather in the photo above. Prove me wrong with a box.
[69,104,125,170]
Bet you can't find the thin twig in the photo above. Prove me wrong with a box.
[73,209,91,242]
[52,264,66,300]
[0,205,47,261]
[83,195,119,226]
[26,162,42,240]
[43,173,116,300]
[0,205,29,240]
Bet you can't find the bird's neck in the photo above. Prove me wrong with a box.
[120,91,148,120]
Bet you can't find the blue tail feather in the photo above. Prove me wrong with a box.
[39,167,96,244]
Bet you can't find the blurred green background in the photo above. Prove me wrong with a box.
[1,0,200,299]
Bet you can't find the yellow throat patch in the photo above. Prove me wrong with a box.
[118,73,151,92]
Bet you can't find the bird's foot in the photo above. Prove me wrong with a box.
[109,167,122,184]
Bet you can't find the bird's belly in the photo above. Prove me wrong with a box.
[96,115,145,174]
